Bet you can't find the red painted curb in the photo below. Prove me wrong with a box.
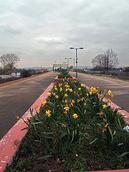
[54,76,77,81]
[0,83,54,172]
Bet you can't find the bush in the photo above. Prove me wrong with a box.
[58,70,72,78]
[21,70,32,78]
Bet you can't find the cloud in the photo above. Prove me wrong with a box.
[35,36,64,44]
[0,0,129,67]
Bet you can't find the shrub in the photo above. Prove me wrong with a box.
[21,69,32,77]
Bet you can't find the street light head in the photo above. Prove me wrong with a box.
[79,47,84,49]
[69,47,74,49]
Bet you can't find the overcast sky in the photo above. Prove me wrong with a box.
[0,0,129,67]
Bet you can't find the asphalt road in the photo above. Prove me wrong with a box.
[71,72,129,112]
[0,72,57,139]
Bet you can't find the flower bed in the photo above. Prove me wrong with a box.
[57,71,72,79]
[6,80,129,171]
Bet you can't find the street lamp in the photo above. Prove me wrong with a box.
[69,47,84,78]
[65,57,72,70]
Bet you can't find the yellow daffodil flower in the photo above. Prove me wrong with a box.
[81,83,85,87]
[52,92,56,96]
[42,100,47,105]
[54,86,58,91]
[48,92,51,96]
[55,95,59,99]
[72,113,79,119]
[69,88,73,92]
[64,111,67,115]
[102,104,108,109]
[64,105,69,111]
[59,83,62,87]
[107,90,112,96]
[45,110,52,117]
[60,87,63,92]
[64,93,68,97]
[89,87,97,94]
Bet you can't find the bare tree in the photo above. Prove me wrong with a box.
[92,49,118,71]
[92,54,104,69]
[0,53,19,74]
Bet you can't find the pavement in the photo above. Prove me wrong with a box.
[0,72,57,139]
[71,72,129,112]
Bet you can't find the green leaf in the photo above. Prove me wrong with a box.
[119,152,129,158]
[89,138,98,145]
[108,127,114,142]
[37,155,53,160]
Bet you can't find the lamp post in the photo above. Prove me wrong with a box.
[69,47,84,78]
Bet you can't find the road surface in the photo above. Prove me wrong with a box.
[0,72,57,139]
[71,72,129,112]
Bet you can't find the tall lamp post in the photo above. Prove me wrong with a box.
[69,47,84,78]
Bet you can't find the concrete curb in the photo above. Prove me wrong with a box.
[0,83,54,172]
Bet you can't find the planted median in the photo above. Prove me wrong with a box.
[6,73,129,171]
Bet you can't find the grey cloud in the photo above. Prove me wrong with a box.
[0,0,129,67]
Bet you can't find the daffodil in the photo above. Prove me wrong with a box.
[69,88,73,92]
[64,93,68,97]
[48,92,51,97]
[89,87,97,94]
[64,111,67,115]
[55,95,59,99]
[72,113,79,119]
[54,86,58,91]
[45,110,52,117]
[81,83,85,87]
[72,100,75,104]
[60,87,63,92]
[52,92,56,96]
[107,90,112,96]
[59,83,62,87]
[64,105,69,111]
[61,123,66,128]
[42,100,47,105]
[89,91,92,95]
[102,104,108,109]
